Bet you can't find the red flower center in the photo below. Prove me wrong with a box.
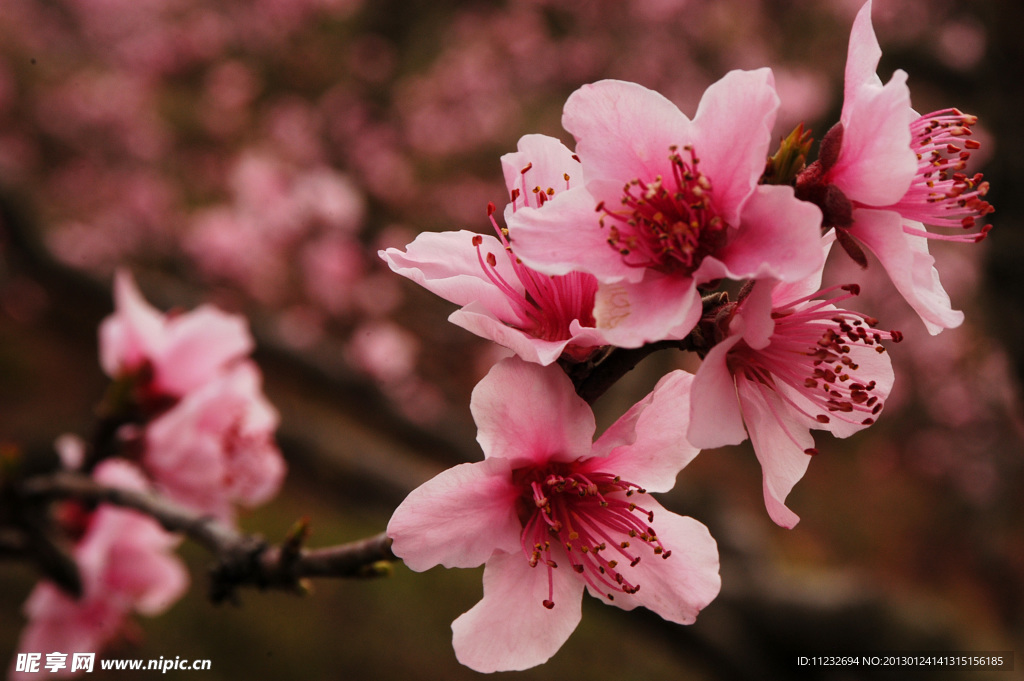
[513,462,671,609]
[598,145,728,275]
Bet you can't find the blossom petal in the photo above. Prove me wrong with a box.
[508,186,632,281]
[501,134,582,210]
[452,551,585,673]
[387,458,522,571]
[688,335,748,449]
[563,80,693,201]
[592,274,702,348]
[844,0,884,97]
[787,339,894,439]
[450,304,568,366]
[98,269,164,378]
[379,230,520,320]
[589,499,720,624]
[472,358,595,465]
[591,371,700,493]
[697,185,824,286]
[737,378,814,528]
[848,209,964,334]
[770,230,836,306]
[734,278,776,351]
[156,305,254,396]
[833,73,916,207]
[691,68,779,226]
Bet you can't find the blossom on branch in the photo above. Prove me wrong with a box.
[795,0,993,334]
[144,363,285,522]
[10,461,187,680]
[688,250,898,528]
[99,270,253,403]
[387,358,719,672]
[506,72,825,347]
[97,270,285,522]
[380,135,608,365]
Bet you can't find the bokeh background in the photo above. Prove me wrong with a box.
[2,0,1022,679]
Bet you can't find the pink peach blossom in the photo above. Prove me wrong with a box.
[795,0,993,335]
[380,135,609,365]
[507,72,825,347]
[388,358,719,672]
[98,270,253,400]
[11,461,187,679]
[688,258,897,528]
[143,362,286,522]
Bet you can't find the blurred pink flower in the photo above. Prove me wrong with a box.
[795,0,993,334]
[300,235,366,316]
[143,362,285,522]
[508,73,824,347]
[388,358,719,672]
[688,254,898,528]
[346,320,419,384]
[98,270,253,401]
[10,461,187,679]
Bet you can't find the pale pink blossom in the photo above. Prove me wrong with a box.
[688,255,898,528]
[11,461,187,679]
[507,72,825,347]
[380,135,609,365]
[98,270,253,400]
[144,363,285,522]
[795,0,992,335]
[388,358,719,672]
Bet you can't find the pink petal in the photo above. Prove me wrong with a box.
[98,269,164,378]
[508,187,631,281]
[792,338,894,439]
[699,185,824,286]
[832,74,916,207]
[451,551,585,673]
[563,80,693,201]
[848,209,964,334]
[736,379,814,528]
[590,370,700,493]
[379,230,520,320]
[450,304,600,366]
[387,458,522,572]
[844,0,883,98]
[769,231,836,306]
[156,305,253,396]
[691,68,780,226]
[472,358,595,466]
[592,274,702,348]
[733,278,777,351]
[588,499,720,624]
[688,336,748,449]
[501,134,582,207]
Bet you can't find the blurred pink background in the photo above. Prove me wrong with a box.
[2,1,1021,679]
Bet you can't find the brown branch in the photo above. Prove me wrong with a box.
[16,471,397,603]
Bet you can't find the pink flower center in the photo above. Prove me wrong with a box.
[726,284,901,455]
[474,208,598,354]
[598,145,728,275]
[513,463,671,609]
[893,108,993,242]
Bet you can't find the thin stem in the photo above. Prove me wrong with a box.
[16,471,397,603]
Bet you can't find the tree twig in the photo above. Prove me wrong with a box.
[15,471,397,603]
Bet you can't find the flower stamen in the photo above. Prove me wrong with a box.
[599,145,728,274]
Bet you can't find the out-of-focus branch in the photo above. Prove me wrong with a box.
[16,471,397,603]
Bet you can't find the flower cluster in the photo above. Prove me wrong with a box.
[383,1,992,671]
[10,462,189,680]
[98,270,286,522]
[11,271,286,672]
